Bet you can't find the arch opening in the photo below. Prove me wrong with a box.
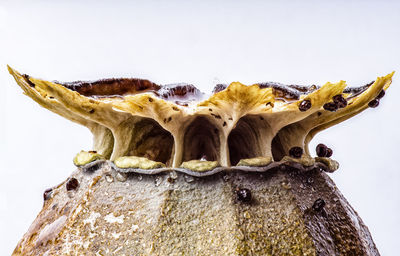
[125,118,174,166]
[228,115,272,166]
[182,116,220,162]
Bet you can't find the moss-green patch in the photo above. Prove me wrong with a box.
[73,150,104,166]
[281,155,315,167]
[180,160,220,172]
[114,156,165,169]
[237,156,273,167]
[315,157,339,171]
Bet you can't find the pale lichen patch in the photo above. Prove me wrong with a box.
[73,151,104,166]
[180,160,220,172]
[281,155,315,167]
[237,156,273,167]
[315,157,339,171]
[114,156,166,169]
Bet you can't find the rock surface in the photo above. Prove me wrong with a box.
[13,163,379,256]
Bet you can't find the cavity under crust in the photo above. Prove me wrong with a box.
[8,66,394,172]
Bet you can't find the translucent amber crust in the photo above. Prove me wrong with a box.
[8,66,393,172]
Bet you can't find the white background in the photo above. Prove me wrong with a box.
[1,1,399,255]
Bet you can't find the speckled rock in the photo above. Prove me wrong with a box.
[12,163,379,256]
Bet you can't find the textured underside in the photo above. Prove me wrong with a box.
[13,163,379,256]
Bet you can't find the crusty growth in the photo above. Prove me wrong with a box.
[8,66,394,170]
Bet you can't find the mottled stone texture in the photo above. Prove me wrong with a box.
[13,163,379,256]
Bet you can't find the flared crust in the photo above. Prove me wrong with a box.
[8,66,394,171]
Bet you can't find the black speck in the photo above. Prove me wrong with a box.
[211,113,222,119]
[317,112,322,116]
[312,198,326,212]
[66,178,79,191]
[323,102,338,112]
[22,74,35,87]
[316,143,328,157]
[326,148,333,158]
[223,121,227,127]
[332,94,347,108]
[236,188,252,203]
[289,147,303,158]
[266,102,274,108]
[299,99,312,111]
[167,117,172,122]
[43,188,53,201]
[148,97,153,102]
[376,90,385,99]
[368,99,379,108]
[209,108,212,112]
[89,109,95,114]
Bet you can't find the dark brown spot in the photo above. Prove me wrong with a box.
[312,198,326,212]
[266,102,274,108]
[172,106,179,111]
[22,74,35,87]
[317,112,322,116]
[326,148,333,158]
[223,121,227,127]
[212,84,227,94]
[209,108,212,112]
[289,147,303,158]
[138,106,144,110]
[167,117,172,122]
[89,109,95,114]
[57,77,160,97]
[259,116,264,120]
[298,99,312,111]
[323,102,338,112]
[236,188,252,203]
[88,150,97,153]
[211,113,221,119]
[316,143,328,157]
[49,96,54,99]
[214,128,218,135]
[376,90,385,99]
[163,118,167,123]
[228,117,233,121]
[66,178,79,191]
[332,94,347,108]
[148,97,153,102]
[43,188,52,201]
[368,99,379,108]
[309,84,317,91]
